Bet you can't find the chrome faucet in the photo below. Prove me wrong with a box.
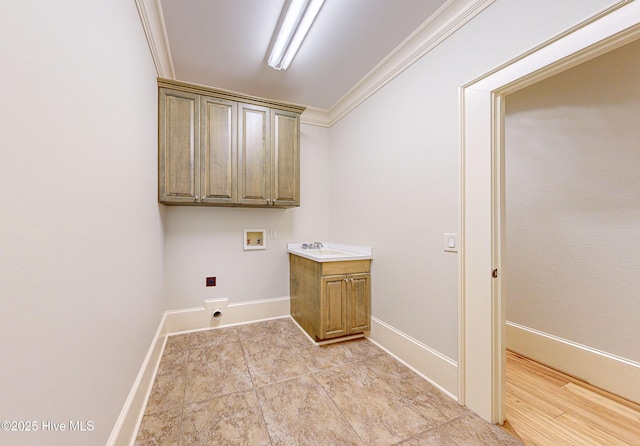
[302,242,323,249]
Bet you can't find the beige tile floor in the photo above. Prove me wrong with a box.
[135,318,523,445]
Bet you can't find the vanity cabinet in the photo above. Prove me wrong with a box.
[290,254,371,341]
[321,272,371,338]
[158,79,304,208]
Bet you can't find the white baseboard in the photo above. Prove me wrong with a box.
[108,296,291,445]
[111,298,467,444]
[367,316,458,400]
[506,321,640,405]
[163,296,290,334]
[107,313,167,446]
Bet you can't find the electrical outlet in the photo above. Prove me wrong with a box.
[270,228,278,239]
[206,277,216,287]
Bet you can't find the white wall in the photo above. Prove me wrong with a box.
[505,39,640,363]
[327,0,615,363]
[163,123,331,310]
[0,1,164,445]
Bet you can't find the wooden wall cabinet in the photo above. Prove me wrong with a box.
[158,79,304,208]
[290,254,371,341]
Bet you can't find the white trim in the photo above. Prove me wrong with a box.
[136,0,493,128]
[112,300,465,443]
[108,296,290,445]
[135,0,175,79]
[326,0,495,127]
[460,0,639,424]
[164,296,290,334]
[368,316,458,399]
[507,322,640,405]
[220,296,290,325]
[301,106,331,127]
[106,313,166,446]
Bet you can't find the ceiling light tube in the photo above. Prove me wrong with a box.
[268,0,325,70]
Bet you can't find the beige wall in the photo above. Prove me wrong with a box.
[159,0,619,368]
[327,0,615,362]
[163,123,331,310]
[0,1,164,445]
[505,39,640,363]
[0,1,626,443]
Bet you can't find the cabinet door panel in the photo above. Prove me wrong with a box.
[271,109,300,206]
[201,97,236,204]
[159,89,199,203]
[238,104,270,205]
[322,275,347,339]
[348,273,371,333]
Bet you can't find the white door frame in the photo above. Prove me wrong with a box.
[458,0,640,423]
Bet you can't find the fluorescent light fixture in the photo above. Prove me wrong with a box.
[268,0,325,70]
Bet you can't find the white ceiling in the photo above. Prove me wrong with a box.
[159,0,450,110]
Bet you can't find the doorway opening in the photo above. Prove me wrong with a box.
[458,1,640,424]
[501,36,640,443]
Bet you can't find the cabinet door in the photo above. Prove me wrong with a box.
[348,273,371,333]
[201,97,237,204]
[159,89,200,203]
[271,109,300,207]
[321,275,348,339]
[238,103,270,206]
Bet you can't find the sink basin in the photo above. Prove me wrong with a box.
[310,248,353,257]
[287,243,373,262]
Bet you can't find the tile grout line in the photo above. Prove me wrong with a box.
[138,321,522,445]
[175,333,196,446]
[361,354,462,438]
[236,330,276,446]
[318,353,438,445]
[309,370,366,444]
[392,414,471,445]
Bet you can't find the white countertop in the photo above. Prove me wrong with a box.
[287,242,373,262]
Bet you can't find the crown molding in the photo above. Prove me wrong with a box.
[135,0,175,79]
[158,78,306,114]
[301,106,331,127]
[326,0,495,127]
[136,0,493,127]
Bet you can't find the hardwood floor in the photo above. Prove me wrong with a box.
[503,350,640,445]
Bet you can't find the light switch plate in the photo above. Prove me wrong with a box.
[270,229,278,239]
[444,233,458,252]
